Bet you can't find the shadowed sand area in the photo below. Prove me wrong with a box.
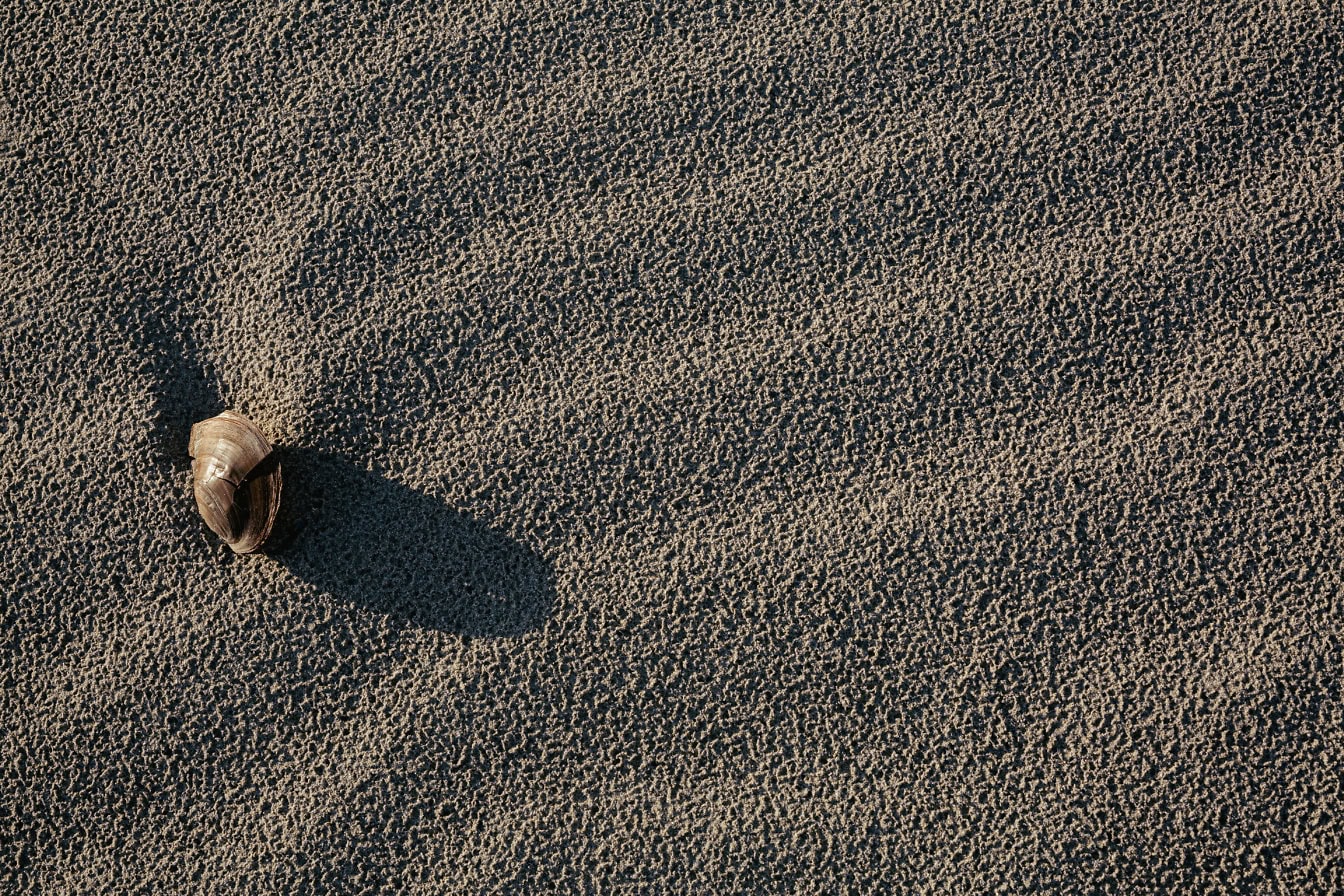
[270,448,555,637]
[2,1,1342,893]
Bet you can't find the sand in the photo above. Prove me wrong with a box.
[3,1,1342,892]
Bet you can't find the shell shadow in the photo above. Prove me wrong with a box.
[269,447,555,638]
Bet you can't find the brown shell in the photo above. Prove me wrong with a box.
[187,411,282,553]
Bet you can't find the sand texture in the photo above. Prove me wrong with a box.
[3,1,1343,892]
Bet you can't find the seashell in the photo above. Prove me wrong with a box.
[187,411,282,553]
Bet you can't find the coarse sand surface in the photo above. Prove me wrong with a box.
[3,2,1342,892]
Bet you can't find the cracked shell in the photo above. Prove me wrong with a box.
[188,411,282,553]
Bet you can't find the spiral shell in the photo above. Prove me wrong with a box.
[188,411,282,553]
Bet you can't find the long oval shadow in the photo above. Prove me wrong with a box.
[269,448,555,637]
